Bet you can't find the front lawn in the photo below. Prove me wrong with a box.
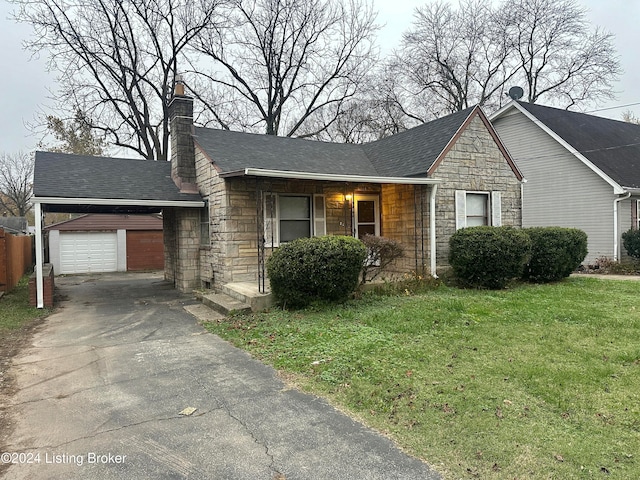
[204,278,640,479]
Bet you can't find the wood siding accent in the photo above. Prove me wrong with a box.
[126,231,164,271]
[493,110,616,264]
[0,228,33,292]
[46,214,162,232]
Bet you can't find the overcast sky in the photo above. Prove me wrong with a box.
[1,0,638,155]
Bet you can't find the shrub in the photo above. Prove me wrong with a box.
[448,226,531,289]
[523,227,588,282]
[360,235,405,284]
[266,235,367,309]
[622,228,640,260]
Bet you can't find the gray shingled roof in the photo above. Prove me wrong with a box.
[195,107,476,178]
[516,102,640,189]
[194,128,376,176]
[33,151,202,202]
[363,107,475,177]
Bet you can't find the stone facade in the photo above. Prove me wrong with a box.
[163,207,201,292]
[431,115,523,265]
[167,103,521,291]
[169,95,196,184]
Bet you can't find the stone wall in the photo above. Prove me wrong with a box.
[380,183,428,276]
[163,207,201,292]
[193,114,521,287]
[431,114,523,265]
[194,163,431,287]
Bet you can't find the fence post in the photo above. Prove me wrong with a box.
[0,228,6,292]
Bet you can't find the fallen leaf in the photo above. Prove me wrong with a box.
[442,403,455,414]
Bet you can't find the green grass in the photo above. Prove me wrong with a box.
[205,278,640,479]
[0,277,52,331]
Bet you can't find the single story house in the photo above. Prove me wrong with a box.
[31,84,524,307]
[491,100,640,264]
[46,214,164,274]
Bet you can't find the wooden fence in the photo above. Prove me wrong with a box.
[0,228,33,292]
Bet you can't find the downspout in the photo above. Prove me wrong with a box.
[613,191,631,261]
[430,184,438,278]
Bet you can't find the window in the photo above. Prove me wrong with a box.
[455,190,502,230]
[465,193,489,227]
[264,194,326,246]
[279,195,311,242]
[200,206,210,246]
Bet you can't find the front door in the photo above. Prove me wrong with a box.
[354,195,380,239]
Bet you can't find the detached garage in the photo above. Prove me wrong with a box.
[46,214,164,274]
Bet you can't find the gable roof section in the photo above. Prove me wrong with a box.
[363,107,475,177]
[33,152,204,206]
[492,101,640,190]
[195,106,522,182]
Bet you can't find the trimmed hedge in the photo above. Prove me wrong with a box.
[448,226,531,289]
[266,235,367,309]
[523,227,588,282]
[622,228,640,260]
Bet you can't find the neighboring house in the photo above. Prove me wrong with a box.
[0,217,28,235]
[45,214,164,274]
[31,86,524,306]
[491,100,640,264]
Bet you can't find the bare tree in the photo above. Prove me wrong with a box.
[191,0,379,137]
[622,110,640,125]
[396,0,516,117]
[41,109,105,156]
[0,152,34,217]
[503,0,621,108]
[391,0,621,120]
[301,67,420,143]
[12,0,225,160]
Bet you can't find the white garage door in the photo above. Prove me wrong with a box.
[59,232,118,274]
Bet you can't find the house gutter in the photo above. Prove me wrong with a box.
[222,168,442,185]
[613,191,632,261]
[430,184,438,278]
[32,197,205,208]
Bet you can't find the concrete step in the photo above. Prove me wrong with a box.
[218,282,272,312]
[201,292,252,316]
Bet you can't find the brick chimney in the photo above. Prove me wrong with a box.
[169,75,198,193]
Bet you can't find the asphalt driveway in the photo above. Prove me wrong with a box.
[2,273,441,479]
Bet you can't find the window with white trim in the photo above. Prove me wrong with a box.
[455,190,502,230]
[264,193,326,246]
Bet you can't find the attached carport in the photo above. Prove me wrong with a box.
[32,152,204,308]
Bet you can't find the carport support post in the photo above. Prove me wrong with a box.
[34,202,44,309]
[430,184,438,279]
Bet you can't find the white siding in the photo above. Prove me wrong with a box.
[493,110,616,264]
[618,198,634,261]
